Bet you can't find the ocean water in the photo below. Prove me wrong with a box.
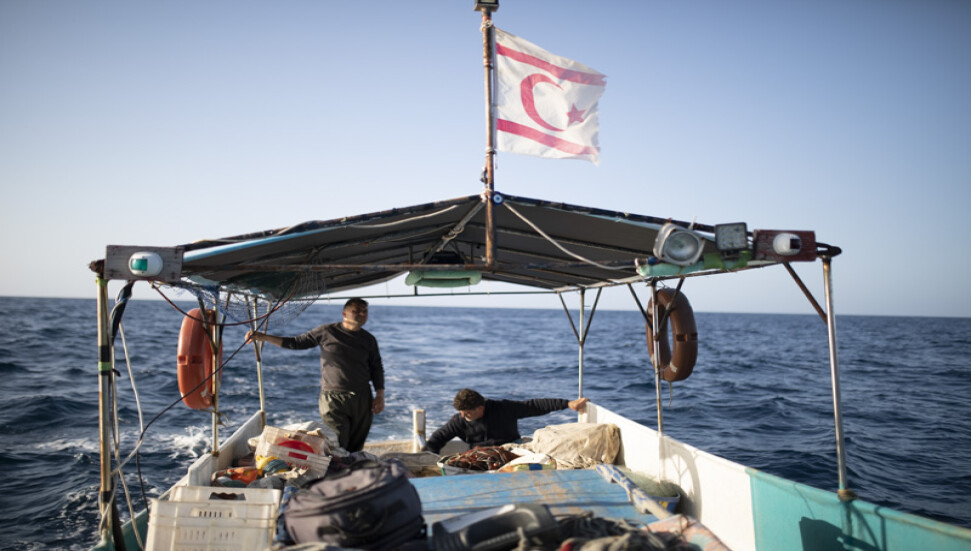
[0,296,969,550]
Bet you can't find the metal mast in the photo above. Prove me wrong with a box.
[476,0,499,270]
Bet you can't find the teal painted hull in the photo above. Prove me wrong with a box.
[750,468,971,551]
[91,508,147,551]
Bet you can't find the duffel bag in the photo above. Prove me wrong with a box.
[283,459,425,549]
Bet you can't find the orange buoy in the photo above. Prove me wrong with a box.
[646,289,698,382]
[177,308,222,409]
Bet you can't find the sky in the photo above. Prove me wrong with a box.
[1,0,969,317]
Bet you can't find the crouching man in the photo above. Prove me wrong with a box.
[425,388,588,454]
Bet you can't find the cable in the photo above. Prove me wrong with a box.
[504,202,626,272]
[348,204,460,229]
[115,323,148,549]
[151,284,291,327]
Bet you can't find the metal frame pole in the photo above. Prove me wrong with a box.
[479,7,498,269]
[557,289,601,400]
[96,276,114,542]
[249,298,268,427]
[823,258,853,498]
[210,316,220,458]
[650,281,664,435]
[577,289,585,397]
[195,299,221,458]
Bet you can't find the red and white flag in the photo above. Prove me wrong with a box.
[494,28,606,164]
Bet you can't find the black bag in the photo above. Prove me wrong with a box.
[283,459,425,550]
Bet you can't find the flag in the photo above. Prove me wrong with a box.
[494,28,606,164]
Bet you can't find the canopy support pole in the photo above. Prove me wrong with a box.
[649,281,665,435]
[96,276,114,544]
[578,289,585,398]
[784,262,827,322]
[558,288,601,400]
[248,297,268,428]
[822,257,854,500]
[631,281,670,475]
[626,282,663,433]
[96,276,127,550]
[197,297,221,458]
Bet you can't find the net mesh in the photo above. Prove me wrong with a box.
[158,269,335,328]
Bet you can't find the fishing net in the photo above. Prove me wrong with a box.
[506,512,695,551]
[549,513,676,550]
[156,271,330,329]
[439,446,520,471]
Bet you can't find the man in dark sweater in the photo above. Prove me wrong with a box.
[245,298,384,452]
[425,388,589,454]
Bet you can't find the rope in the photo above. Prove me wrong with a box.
[348,204,460,229]
[151,283,292,327]
[503,202,625,272]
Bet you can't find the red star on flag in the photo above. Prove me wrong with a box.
[567,104,586,125]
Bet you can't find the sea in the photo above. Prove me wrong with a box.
[0,296,969,550]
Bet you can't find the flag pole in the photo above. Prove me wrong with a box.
[476,1,498,270]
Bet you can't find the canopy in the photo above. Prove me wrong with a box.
[177,193,725,301]
[96,192,837,321]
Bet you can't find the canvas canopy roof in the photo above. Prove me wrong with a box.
[172,192,836,304]
[176,194,692,300]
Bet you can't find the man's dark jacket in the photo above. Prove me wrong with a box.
[425,398,569,454]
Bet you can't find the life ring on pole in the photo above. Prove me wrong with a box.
[177,308,222,410]
[646,289,698,382]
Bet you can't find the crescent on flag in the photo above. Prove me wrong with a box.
[521,74,564,132]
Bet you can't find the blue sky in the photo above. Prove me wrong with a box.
[1,1,969,317]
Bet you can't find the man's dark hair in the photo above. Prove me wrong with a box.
[344,297,368,310]
[453,388,485,411]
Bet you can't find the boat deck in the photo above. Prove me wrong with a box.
[412,469,659,532]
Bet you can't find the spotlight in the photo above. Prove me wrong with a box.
[653,223,704,267]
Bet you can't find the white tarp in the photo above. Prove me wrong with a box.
[521,422,620,469]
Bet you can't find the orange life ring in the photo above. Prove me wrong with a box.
[646,289,698,382]
[177,308,222,410]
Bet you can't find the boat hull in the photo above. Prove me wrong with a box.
[93,405,971,551]
[587,403,971,551]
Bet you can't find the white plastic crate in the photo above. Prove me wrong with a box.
[146,486,281,551]
[170,485,281,507]
[255,425,331,475]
